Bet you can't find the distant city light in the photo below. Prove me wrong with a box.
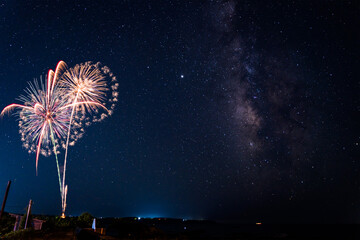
[256,222,262,225]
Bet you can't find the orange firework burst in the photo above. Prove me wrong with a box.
[1,61,68,174]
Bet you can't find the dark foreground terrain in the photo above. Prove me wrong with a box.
[1,213,359,239]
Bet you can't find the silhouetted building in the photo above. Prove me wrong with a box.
[8,213,45,231]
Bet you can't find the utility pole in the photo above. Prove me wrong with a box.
[24,199,32,229]
[0,180,11,220]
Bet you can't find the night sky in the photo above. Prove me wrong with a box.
[0,1,358,223]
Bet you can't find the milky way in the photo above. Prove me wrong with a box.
[201,0,347,211]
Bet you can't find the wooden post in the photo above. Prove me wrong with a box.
[24,199,32,229]
[14,215,20,231]
[0,180,11,220]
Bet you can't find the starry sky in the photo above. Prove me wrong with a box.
[0,1,358,223]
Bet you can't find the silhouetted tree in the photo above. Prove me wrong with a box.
[77,212,93,227]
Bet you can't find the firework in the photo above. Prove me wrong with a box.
[60,61,118,120]
[58,61,118,215]
[1,62,68,172]
[1,60,118,217]
[1,61,70,197]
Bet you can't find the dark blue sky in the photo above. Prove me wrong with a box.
[0,1,358,223]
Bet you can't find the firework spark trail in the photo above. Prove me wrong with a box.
[61,92,78,214]
[60,99,109,212]
[35,123,46,175]
[44,62,66,183]
[49,121,62,195]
